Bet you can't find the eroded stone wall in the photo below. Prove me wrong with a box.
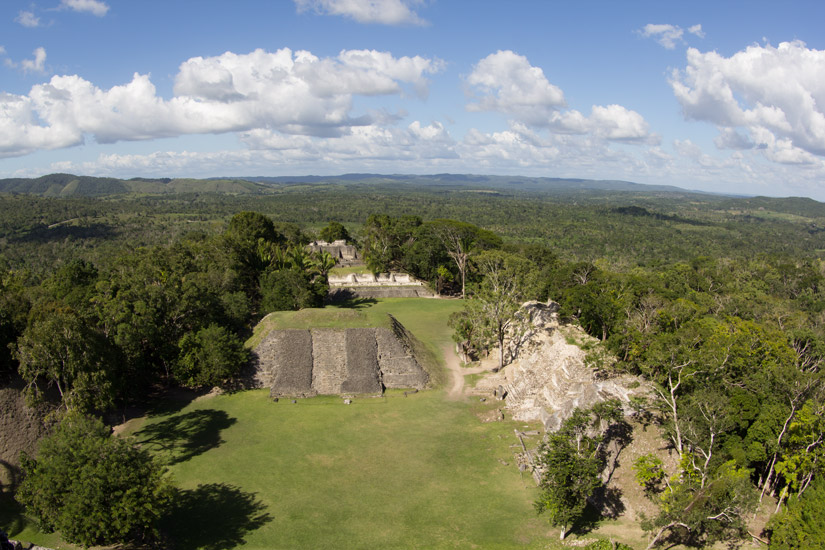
[311,329,347,394]
[252,321,428,398]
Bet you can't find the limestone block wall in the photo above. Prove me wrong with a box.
[311,329,348,394]
[376,328,426,388]
[257,329,317,399]
[252,321,429,398]
[342,328,382,394]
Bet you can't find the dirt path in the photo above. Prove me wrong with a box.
[442,344,491,400]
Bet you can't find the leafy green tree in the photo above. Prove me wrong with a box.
[318,221,351,243]
[16,301,116,413]
[260,268,326,312]
[44,259,99,314]
[535,405,623,540]
[467,250,538,371]
[767,475,825,549]
[17,414,173,547]
[428,219,502,298]
[641,459,756,549]
[535,429,603,540]
[0,269,31,379]
[175,324,250,388]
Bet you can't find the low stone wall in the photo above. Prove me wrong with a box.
[251,320,429,398]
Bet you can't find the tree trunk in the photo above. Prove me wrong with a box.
[498,334,505,372]
[646,522,689,550]
[559,526,567,540]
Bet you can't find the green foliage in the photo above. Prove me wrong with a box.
[17,414,173,547]
[318,221,351,243]
[633,454,666,496]
[644,461,757,548]
[534,404,626,539]
[462,250,539,369]
[259,268,326,313]
[768,476,825,549]
[175,324,250,388]
[15,301,116,413]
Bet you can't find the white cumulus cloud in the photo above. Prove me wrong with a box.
[640,24,685,49]
[467,51,656,144]
[671,40,825,163]
[0,48,443,157]
[60,0,109,16]
[294,0,426,25]
[21,47,47,74]
[688,24,705,38]
[466,50,565,124]
[16,11,41,28]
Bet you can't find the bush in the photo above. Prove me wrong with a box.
[17,415,173,547]
[175,324,250,388]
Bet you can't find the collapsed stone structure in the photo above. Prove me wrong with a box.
[252,314,428,398]
[475,300,643,431]
[0,385,49,486]
[308,240,359,265]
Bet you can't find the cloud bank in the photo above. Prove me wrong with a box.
[0,48,443,157]
[467,50,657,144]
[671,40,825,164]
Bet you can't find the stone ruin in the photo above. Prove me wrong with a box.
[327,272,437,300]
[475,300,644,432]
[308,239,360,265]
[252,315,429,398]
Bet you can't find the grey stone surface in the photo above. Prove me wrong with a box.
[342,328,382,394]
[475,300,644,432]
[252,316,429,397]
[327,286,436,301]
[311,329,348,394]
[265,329,317,399]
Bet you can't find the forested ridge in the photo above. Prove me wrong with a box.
[1,175,824,548]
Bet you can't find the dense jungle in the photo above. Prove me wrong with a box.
[1,174,824,549]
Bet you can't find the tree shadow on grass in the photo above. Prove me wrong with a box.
[571,487,627,538]
[325,290,378,309]
[161,483,271,550]
[135,409,236,465]
[0,460,27,536]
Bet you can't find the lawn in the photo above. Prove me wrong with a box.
[126,390,553,549]
[6,298,563,549]
[124,298,556,549]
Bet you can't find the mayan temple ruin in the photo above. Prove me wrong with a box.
[252,314,429,398]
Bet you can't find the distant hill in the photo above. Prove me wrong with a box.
[4,173,825,220]
[0,173,272,197]
[242,173,699,195]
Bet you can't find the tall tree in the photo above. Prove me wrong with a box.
[16,301,116,413]
[17,414,173,547]
[470,250,538,371]
[428,219,501,298]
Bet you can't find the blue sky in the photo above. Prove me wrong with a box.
[2,0,825,199]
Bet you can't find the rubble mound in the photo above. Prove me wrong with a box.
[0,382,50,484]
[476,301,643,431]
